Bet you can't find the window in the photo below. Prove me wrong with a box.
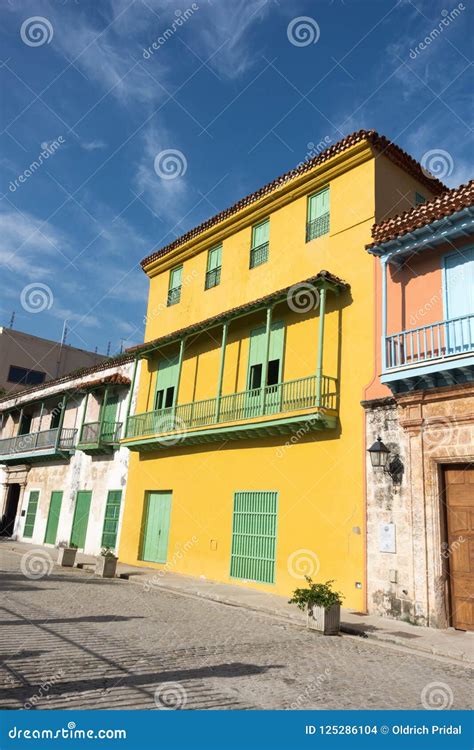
[8,365,46,386]
[230,491,278,584]
[250,219,269,268]
[415,192,426,205]
[155,386,175,410]
[205,244,222,289]
[249,364,262,390]
[167,266,183,306]
[306,187,330,241]
[19,413,32,435]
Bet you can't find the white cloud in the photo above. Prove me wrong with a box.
[80,139,107,151]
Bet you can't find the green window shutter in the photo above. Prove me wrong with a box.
[70,491,92,549]
[168,266,183,305]
[155,354,179,410]
[101,490,122,550]
[307,187,330,241]
[23,490,40,538]
[230,491,278,584]
[250,219,270,268]
[44,491,63,545]
[205,245,222,289]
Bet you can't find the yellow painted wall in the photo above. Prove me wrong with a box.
[120,143,434,611]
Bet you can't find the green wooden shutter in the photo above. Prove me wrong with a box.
[251,219,269,247]
[170,266,182,289]
[155,354,179,409]
[101,392,119,440]
[44,491,63,545]
[70,491,92,548]
[101,490,122,549]
[140,491,172,563]
[207,244,222,271]
[230,491,278,584]
[307,187,330,240]
[23,491,39,538]
[247,322,285,378]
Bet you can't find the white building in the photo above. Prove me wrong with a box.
[0,355,140,556]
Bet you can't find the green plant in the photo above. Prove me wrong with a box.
[69,542,78,549]
[101,547,116,557]
[289,576,344,611]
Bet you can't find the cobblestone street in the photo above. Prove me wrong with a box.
[0,546,472,711]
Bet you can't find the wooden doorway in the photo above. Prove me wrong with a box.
[0,484,21,537]
[442,465,474,631]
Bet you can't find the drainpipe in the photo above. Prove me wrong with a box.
[215,322,228,423]
[381,256,388,372]
[315,286,327,408]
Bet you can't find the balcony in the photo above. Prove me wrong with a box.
[383,314,474,391]
[306,213,330,242]
[122,374,338,451]
[77,421,122,454]
[0,428,77,464]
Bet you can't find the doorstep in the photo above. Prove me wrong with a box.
[118,562,474,666]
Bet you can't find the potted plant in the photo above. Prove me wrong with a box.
[289,576,344,635]
[95,547,118,578]
[57,541,78,567]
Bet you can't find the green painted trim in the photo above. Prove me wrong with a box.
[37,401,44,432]
[79,392,89,443]
[214,322,228,421]
[173,339,185,412]
[125,358,139,427]
[54,395,68,451]
[260,306,273,412]
[316,287,327,407]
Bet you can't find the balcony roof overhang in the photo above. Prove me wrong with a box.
[367,207,474,265]
[127,271,349,359]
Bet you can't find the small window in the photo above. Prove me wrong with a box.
[155,386,175,410]
[306,187,330,242]
[250,219,269,268]
[167,266,183,306]
[50,407,61,429]
[415,192,426,205]
[267,359,280,386]
[249,364,262,390]
[8,365,46,386]
[205,244,222,289]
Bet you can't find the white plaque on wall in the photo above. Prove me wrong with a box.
[379,522,396,553]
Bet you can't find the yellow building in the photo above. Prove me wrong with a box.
[119,130,444,610]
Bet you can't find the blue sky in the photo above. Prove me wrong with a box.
[0,0,472,356]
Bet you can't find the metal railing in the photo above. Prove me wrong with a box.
[385,314,474,370]
[0,427,77,457]
[79,421,122,445]
[167,286,181,306]
[249,241,269,269]
[205,267,221,289]
[306,213,330,242]
[125,374,338,439]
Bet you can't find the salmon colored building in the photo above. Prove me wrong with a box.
[118,130,443,612]
[363,180,474,630]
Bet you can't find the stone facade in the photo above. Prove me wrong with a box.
[364,383,474,628]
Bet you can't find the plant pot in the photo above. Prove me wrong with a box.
[95,555,118,578]
[57,547,77,567]
[309,603,341,635]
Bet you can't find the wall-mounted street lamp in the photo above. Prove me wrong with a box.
[367,436,404,484]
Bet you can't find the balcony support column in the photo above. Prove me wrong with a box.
[316,285,327,408]
[381,256,388,372]
[125,357,139,434]
[172,339,185,423]
[99,387,109,443]
[215,322,228,422]
[37,401,44,433]
[54,394,68,451]
[260,306,273,413]
[79,391,90,443]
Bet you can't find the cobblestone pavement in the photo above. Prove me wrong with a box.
[0,547,472,711]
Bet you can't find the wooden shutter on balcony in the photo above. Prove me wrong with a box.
[230,491,278,584]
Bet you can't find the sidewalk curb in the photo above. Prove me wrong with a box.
[125,574,474,667]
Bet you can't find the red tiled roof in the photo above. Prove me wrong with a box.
[141,129,447,269]
[127,270,349,356]
[81,373,131,390]
[368,179,474,247]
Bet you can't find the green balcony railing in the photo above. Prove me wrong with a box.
[125,374,338,440]
[78,421,122,446]
[0,427,77,460]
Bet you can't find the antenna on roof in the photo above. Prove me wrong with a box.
[61,323,68,345]
[9,312,15,328]
[119,338,125,354]
[106,341,111,357]
[94,346,98,354]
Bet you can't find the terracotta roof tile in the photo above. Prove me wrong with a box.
[368,179,474,247]
[141,130,446,269]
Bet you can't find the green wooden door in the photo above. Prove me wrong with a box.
[230,491,278,584]
[101,392,119,440]
[246,322,284,417]
[70,491,92,549]
[44,491,63,545]
[154,355,179,412]
[101,490,122,550]
[140,491,172,563]
[23,491,39,538]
